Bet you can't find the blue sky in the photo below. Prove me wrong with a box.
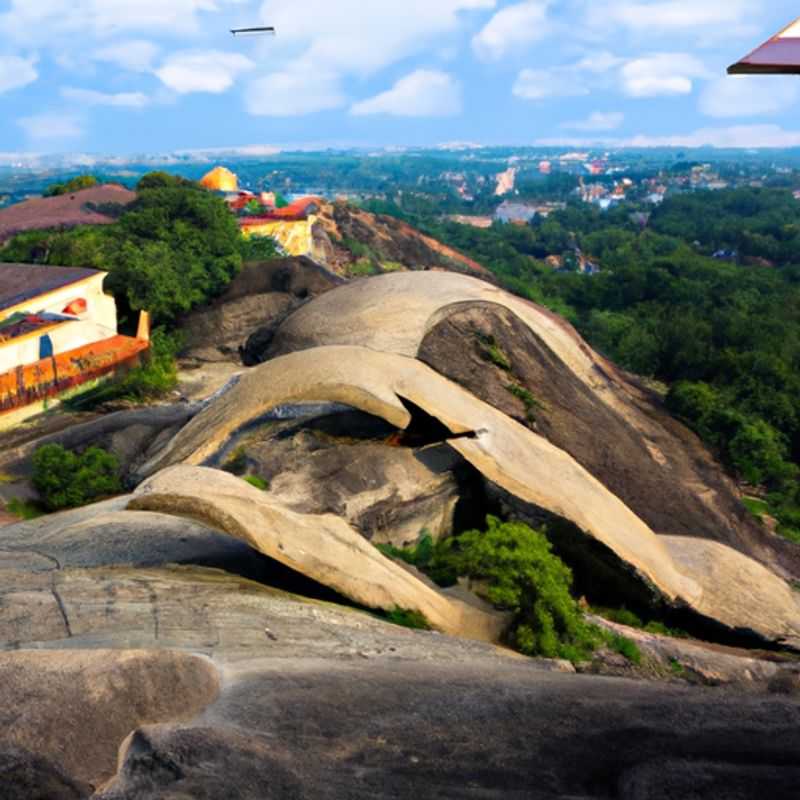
[2,0,800,155]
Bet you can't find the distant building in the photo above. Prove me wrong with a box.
[0,265,148,428]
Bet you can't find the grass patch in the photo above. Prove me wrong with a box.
[6,498,45,520]
[606,632,642,665]
[592,605,688,639]
[476,333,512,371]
[380,261,406,273]
[742,496,770,519]
[0,473,17,485]
[32,444,122,511]
[383,608,432,630]
[669,658,687,677]
[349,257,377,277]
[244,475,269,491]
[505,383,543,422]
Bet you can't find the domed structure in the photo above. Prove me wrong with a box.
[199,166,239,193]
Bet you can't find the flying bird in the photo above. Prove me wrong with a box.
[231,26,276,37]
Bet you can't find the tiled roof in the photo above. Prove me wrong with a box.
[729,18,800,74]
[0,264,100,314]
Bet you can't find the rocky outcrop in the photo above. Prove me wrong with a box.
[229,411,473,546]
[135,267,800,648]
[0,650,219,787]
[267,271,800,581]
[311,201,494,279]
[2,479,800,797]
[128,465,505,642]
[178,257,343,365]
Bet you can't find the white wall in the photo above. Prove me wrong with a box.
[0,273,117,331]
[0,273,119,373]
[0,319,117,374]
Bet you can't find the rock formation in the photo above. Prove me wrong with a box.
[3,267,800,797]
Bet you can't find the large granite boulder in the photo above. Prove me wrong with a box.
[267,271,798,580]
[133,340,800,649]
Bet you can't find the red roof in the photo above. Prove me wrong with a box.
[238,197,322,224]
[729,18,800,74]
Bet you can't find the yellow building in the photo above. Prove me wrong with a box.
[200,166,239,193]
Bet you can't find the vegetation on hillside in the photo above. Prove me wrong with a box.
[2,172,244,325]
[366,190,800,543]
[43,174,99,197]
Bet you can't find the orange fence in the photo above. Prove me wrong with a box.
[0,334,148,415]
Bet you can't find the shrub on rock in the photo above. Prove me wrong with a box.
[32,444,122,511]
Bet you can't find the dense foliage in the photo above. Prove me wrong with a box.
[2,172,243,325]
[379,519,638,663]
[367,189,800,541]
[32,444,122,511]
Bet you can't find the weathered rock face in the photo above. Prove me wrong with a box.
[178,257,343,365]
[127,465,505,642]
[228,411,479,547]
[0,650,219,788]
[311,201,494,280]
[2,481,800,797]
[135,268,800,648]
[0,406,197,489]
[417,304,776,563]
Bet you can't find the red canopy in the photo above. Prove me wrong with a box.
[729,18,800,74]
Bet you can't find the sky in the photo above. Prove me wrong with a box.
[2,0,800,155]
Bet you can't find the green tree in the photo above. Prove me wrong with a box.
[446,516,603,661]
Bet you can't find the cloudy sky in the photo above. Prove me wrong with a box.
[1,0,800,154]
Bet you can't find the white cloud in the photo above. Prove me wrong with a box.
[537,124,800,149]
[258,0,495,75]
[61,87,150,108]
[245,71,345,116]
[621,53,709,97]
[0,0,239,43]
[352,70,462,117]
[156,51,254,94]
[18,112,84,141]
[472,1,550,61]
[587,0,756,37]
[561,111,624,131]
[699,76,800,119]
[0,54,38,93]
[575,51,625,73]
[512,67,590,100]
[93,40,159,72]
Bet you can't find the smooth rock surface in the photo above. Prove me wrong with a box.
[128,466,505,642]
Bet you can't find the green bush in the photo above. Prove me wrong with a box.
[6,498,44,520]
[384,608,431,630]
[443,517,606,662]
[32,444,122,511]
